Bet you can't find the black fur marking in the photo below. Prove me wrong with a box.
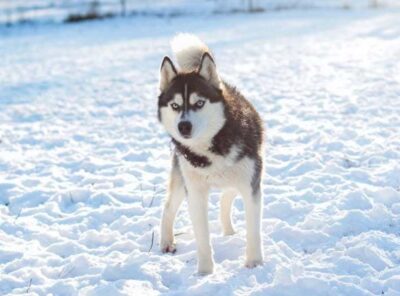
[158,72,223,122]
[251,155,263,196]
[172,139,211,168]
[209,82,263,158]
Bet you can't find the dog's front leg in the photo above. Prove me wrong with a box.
[160,156,185,253]
[185,175,213,275]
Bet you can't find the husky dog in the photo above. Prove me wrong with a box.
[158,34,264,274]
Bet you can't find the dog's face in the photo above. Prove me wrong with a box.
[158,54,226,146]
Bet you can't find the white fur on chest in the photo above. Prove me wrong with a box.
[178,145,255,190]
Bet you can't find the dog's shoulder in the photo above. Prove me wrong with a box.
[209,81,264,160]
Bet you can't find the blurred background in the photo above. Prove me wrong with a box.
[1,0,400,26]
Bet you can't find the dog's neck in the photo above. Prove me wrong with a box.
[172,139,211,168]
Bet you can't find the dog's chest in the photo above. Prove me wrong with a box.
[180,156,233,186]
[178,145,252,188]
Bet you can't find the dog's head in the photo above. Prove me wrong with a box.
[158,53,226,146]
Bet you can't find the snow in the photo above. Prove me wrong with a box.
[1,7,400,296]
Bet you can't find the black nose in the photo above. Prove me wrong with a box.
[178,121,192,137]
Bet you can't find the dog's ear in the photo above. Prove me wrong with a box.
[160,56,177,92]
[198,53,220,88]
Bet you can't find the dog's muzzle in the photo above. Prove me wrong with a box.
[178,121,192,138]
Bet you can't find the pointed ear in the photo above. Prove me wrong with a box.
[160,56,177,92]
[198,53,220,88]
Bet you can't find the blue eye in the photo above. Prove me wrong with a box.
[171,103,180,110]
[195,100,205,108]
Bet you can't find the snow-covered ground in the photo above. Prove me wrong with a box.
[1,8,400,296]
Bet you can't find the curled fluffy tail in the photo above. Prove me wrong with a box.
[171,33,211,72]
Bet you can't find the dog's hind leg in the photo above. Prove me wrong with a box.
[238,156,264,268]
[160,156,185,253]
[220,189,236,236]
[241,185,263,268]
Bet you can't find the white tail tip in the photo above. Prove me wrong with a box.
[171,33,210,72]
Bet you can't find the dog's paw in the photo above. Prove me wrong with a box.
[196,270,213,276]
[196,266,214,276]
[197,260,214,275]
[160,241,176,254]
[245,259,263,268]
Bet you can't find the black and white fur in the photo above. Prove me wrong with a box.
[158,34,264,274]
